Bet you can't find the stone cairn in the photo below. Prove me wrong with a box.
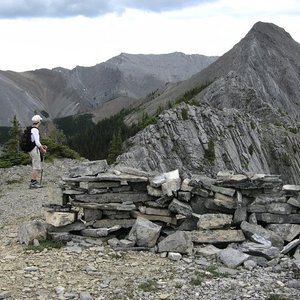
[42,160,300,267]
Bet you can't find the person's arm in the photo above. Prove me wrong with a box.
[31,128,47,153]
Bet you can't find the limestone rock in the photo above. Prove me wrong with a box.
[194,213,232,230]
[157,231,193,254]
[218,248,249,268]
[128,217,162,247]
[18,220,47,245]
[44,211,77,227]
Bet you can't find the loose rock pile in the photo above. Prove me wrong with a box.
[26,160,300,269]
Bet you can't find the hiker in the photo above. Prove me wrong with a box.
[29,115,47,188]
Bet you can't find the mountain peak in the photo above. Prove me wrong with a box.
[246,21,293,43]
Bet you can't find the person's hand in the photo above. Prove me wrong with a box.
[40,145,47,153]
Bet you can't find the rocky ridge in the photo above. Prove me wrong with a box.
[119,22,300,184]
[1,159,300,299]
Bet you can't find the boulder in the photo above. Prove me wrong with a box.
[157,231,193,254]
[128,217,162,247]
[217,248,249,268]
[18,220,47,245]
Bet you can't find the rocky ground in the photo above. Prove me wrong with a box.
[1,159,300,300]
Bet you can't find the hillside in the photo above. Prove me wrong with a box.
[0,52,217,127]
[117,22,300,184]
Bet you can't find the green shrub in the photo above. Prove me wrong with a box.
[204,139,216,163]
[248,144,254,156]
[138,279,158,292]
[24,239,65,253]
[181,108,189,120]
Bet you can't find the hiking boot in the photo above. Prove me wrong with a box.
[29,181,42,189]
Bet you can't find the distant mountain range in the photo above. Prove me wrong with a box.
[0,52,217,126]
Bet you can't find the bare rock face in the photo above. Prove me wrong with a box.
[118,102,300,184]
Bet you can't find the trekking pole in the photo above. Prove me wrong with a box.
[40,153,45,185]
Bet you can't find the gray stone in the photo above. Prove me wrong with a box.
[75,192,149,204]
[241,221,284,249]
[81,226,120,238]
[194,213,232,230]
[248,213,258,224]
[194,245,221,257]
[281,239,300,254]
[168,199,193,216]
[93,219,135,229]
[243,259,257,270]
[47,232,72,242]
[191,187,209,197]
[190,196,210,214]
[213,193,236,209]
[209,185,236,197]
[147,185,163,197]
[83,208,102,222]
[287,196,300,208]
[131,211,177,225]
[80,291,94,300]
[48,221,86,233]
[294,246,300,260]
[256,213,300,224]
[157,231,193,254]
[217,248,249,268]
[128,217,162,247]
[267,224,300,242]
[240,242,281,260]
[286,280,300,289]
[107,238,120,247]
[18,220,47,245]
[265,202,293,214]
[119,239,135,248]
[72,201,136,211]
[161,178,181,196]
[149,174,166,188]
[0,291,12,299]
[177,191,191,202]
[168,252,182,261]
[283,184,300,192]
[88,181,121,189]
[191,229,245,244]
[139,206,171,216]
[181,178,193,192]
[68,160,108,177]
[44,211,77,227]
[233,205,247,225]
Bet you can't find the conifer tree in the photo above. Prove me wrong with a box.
[107,129,122,164]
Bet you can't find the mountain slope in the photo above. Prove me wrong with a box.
[125,22,300,125]
[0,52,217,126]
[117,22,300,184]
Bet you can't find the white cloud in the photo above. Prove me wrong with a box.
[0,0,299,71]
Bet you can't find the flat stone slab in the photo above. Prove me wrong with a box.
[131,211,177,225]
[190,229,245,244]
[283,185,300,192]
[71,200,136,211]
[256,213,300,224]
[93,219,136,229]
[62,172,149,183]
[193,213,232,230]
[75,192,150,204]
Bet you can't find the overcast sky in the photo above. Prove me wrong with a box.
[0,0,299,72]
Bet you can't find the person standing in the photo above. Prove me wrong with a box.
[29,115,47,189]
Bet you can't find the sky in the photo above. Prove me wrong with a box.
[0,0,299,72]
